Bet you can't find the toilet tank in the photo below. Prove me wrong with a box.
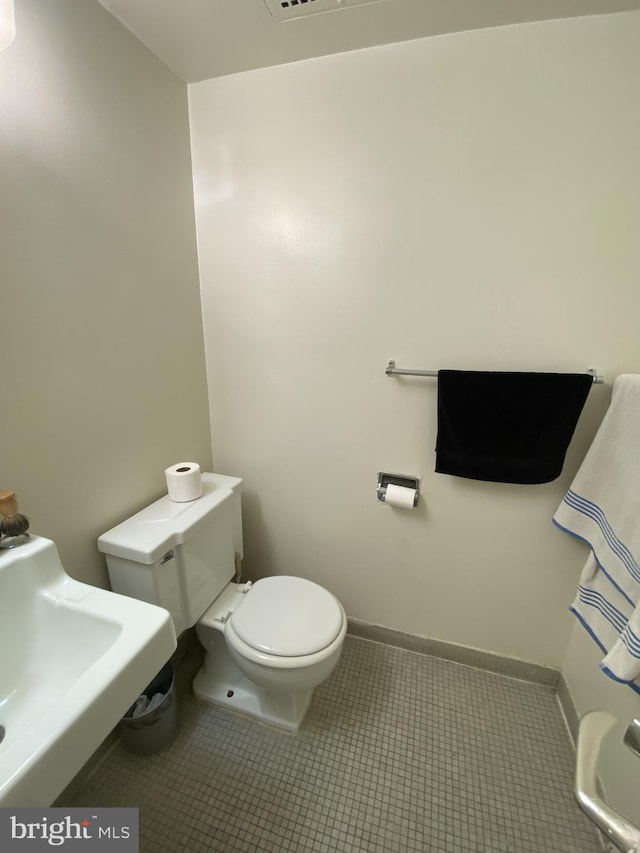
[98,473,243,636]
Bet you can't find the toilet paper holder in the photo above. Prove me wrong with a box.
[377,472,420,506]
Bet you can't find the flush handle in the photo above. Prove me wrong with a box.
[160,550,175,565]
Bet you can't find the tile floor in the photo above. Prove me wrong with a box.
[64,637,602,852]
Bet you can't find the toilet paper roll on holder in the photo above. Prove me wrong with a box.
[377,472,420,507]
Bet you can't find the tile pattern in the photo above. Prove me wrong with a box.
[64,637,601,852]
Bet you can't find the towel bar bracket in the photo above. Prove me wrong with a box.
[587,366,605,385]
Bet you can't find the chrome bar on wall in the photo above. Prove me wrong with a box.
[385,360,604,383]
[575,710,640,853]
[385,360,438,378]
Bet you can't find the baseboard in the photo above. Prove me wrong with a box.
[347,618,561,688]
[555,672,580,745]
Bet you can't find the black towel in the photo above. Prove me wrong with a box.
[435,371,593,484]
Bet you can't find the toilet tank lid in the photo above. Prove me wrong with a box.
[97,473,242,564]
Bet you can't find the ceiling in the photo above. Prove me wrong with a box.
[97,0,640,83]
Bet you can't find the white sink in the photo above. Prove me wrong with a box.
[0,535,177,806]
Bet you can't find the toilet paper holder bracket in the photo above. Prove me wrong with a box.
[377,472,420,506]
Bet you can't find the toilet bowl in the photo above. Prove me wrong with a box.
[98,473,347,732]
[194,576,347,730]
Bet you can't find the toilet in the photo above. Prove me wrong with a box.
[98,473,347,732]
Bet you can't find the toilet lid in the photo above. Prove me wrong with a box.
[229,576,343,657]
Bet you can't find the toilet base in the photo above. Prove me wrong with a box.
[193,643,313,733]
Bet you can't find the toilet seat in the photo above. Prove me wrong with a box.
[229,576,344,657]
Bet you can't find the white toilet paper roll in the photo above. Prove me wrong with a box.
[384,483,417,509]
[165,462,203,502]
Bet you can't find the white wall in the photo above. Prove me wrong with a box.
[0,0,212,587]
[189,12,640,669]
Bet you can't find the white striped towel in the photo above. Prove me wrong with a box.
[553,374,640,692]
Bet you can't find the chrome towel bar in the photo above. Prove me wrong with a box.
[385,360,604,383]
[385,360,438,378]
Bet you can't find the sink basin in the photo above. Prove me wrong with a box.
[0,535,176,806]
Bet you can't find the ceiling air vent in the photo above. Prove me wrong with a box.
[263,0,390,23]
